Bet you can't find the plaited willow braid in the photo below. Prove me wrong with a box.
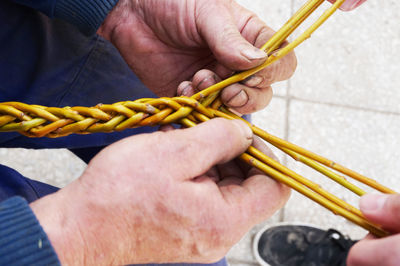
[1,0,397,237]
[0,98,211,138]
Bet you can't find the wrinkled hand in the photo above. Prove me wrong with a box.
[328,0,367,11]
[31,119,290,265]
[347,194,400,266]
[97,0,296,113]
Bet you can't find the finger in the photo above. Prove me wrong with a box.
[154,118,253,181]
[217,160,245,186]
[221,133,290,224]
[347,235,400,266]
[192,69,222,91]
[233,136,277,175]
[231,9,297,85]
[245,137,278,177]
[327,0,367,11]
[177,81,196,97]
[220,83,273,114]
[220,173,290,225]
[196,3,268,71]
[218,176,243,187]
[244,47,297,85]
[360,194,400,232]
[194,167,220,183]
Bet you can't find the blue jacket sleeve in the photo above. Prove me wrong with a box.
[9,0,119,34]
[0,197,60,265]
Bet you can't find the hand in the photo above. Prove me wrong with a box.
[327,0,367,11]
[30,119,290,265]
[97,0,296,113]
[347,194,400,266]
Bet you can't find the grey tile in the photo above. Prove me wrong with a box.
[283,100,400,239]
[252,97,288,163]
[253,97,287,138]
[290,0,400,113]
[272,81,289,98]
[0,148,85,188]
[236,0,293,32]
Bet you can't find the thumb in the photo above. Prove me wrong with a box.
[360,194,400,232]
[196,3,267,71]
[160,118,253,180]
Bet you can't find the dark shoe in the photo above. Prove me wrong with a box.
[253,223,357,266]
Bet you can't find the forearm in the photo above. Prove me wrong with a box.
[8,0,119,34]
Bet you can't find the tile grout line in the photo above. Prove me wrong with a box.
[278,0,296,223]
[273,95,400,116]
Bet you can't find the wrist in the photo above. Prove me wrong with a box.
[97,0,131,41]
[30,183,87,265]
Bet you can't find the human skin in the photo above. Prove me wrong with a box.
[30,119,290,265]
[328,0,367,11]
[347,194,400,266]
[97,0,297,114]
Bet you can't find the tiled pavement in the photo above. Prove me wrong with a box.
[1,1,400,265]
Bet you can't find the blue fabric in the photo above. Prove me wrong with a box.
[0,1,227,266]
[8,0,119,34]
[55,0,119,34]
[0,165,58,203]
[0,197,60,265]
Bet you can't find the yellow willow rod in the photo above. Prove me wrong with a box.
[252,126,397,194]
[247,146,364,218]
[240,153,388,238]
[262,0,325,53]
[280,146,367,196]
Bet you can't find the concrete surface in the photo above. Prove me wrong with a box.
[1,0,400,265]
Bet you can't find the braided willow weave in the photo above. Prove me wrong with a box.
[1,0,397,237]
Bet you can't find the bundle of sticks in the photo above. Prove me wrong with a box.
[0,0,396,237]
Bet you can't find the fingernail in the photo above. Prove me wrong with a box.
[182,85,195,97]
[243,75,263,87]
[242,48,267,61]
[360,194,389,212]
[341,0,363,11]
[231,119,253,140]
[197,75,217,90]
[227,90,249,108]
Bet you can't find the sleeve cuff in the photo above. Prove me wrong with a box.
[0,197,60,265]
[54,0,119,35]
